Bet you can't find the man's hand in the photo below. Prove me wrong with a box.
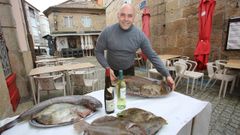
[110,68,117,81]
[166,76,175,91]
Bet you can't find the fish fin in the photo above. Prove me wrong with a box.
[74,120,90,133]
[0,116,21,134]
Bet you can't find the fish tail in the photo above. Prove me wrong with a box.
[0,116,21,134]
[74,120,90,133]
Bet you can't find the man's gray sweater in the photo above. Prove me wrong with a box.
[95,23,170,77]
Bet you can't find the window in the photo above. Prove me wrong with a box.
[64,16,73,28]
[29,7,35,18]
[0,27,12,78]
[81,16,92,28]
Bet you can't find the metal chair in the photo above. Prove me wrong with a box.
[33,73,66,103]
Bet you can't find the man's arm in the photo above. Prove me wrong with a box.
[140,37,170,77]
[95,30,110,68]
[95,29,117,81]
[140,35,175,90]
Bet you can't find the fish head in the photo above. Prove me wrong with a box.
[80,96,103,111]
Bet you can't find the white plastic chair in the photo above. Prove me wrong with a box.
[135,50,144,67]
[174,60,204,95]
[34,73,66,103]
[147,59,168,79]
[204,62,236,98]
[69,69,98,95]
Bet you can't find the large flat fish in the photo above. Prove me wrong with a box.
[125,76,172,97]
[117,108,167,135]
[74,116,146,135]
[32,103,92,125]
[0,95,102,134]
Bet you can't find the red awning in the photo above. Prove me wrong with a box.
[194,0,216,70]
[141,7,151,61]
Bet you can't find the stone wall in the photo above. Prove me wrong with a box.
[48,11,105,33]
[105,0,240,60]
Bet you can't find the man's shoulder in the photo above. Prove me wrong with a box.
[104,23,118,30]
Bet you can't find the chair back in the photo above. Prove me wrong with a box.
[174,61,187,77]
[70,73,85,86]
[34,73,64,90]
[186,60,197,71]
[215,60,227,73]
[206,62,216,78]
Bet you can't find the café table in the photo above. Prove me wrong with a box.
[0,90,211,135]
[224,59,240,69]
[35,57,76,67]
[28,62,95,104]
[159,54,181,60]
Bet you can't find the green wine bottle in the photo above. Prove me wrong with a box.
[117,70,126,110]
[104,68,114,114]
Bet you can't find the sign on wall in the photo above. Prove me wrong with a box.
[139,0,146,10]
[225,17,240,50]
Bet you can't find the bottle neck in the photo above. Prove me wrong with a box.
[105,68,111,87]
[118,70,123,80]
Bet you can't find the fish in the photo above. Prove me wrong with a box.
[74,116,146,135]
[117,108,167,135]
[32,103,92,125]
[125,76,172,97]
[0,95,102,134]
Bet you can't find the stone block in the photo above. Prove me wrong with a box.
[0,0,9,3]
[176,33,197,48]
[166,0,179,12]
[166,9,182,23]
[186,16,198,33]
[165,18,187,35]
[212,12,224,30]
[0,5,15,27]
[179,0,191,8]
[182,5,198,17]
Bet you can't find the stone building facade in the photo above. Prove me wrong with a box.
[44,0,105,57]
[0,0,33,117]
[105,0,240,60]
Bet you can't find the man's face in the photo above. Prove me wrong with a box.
[117,5,135,30]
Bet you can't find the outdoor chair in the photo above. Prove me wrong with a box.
[33,73,66,103]
[147,59,168,79]
[215,59,240,87]
[69,69,98,95]
[204,62,236,98]
[174,60,204,95]
[135,50,144,67]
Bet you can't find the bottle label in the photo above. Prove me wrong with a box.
[106,99,114,112]
[107,87,113,93]
[120,88,126,98]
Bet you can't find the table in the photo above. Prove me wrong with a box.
[225,59,240,69]
[159,54,181,60]
[0,90,212,135]
[35,57,76,66]
[29,62,96,104]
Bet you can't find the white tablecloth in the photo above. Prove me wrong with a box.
[1,90,211,135]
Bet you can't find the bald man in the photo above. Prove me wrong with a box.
[95,4,175,90]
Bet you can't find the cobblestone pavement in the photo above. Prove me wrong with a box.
[15,57,240,135]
